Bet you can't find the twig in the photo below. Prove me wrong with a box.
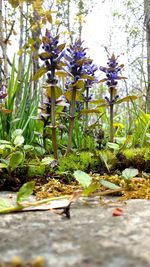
[4,20,15,44]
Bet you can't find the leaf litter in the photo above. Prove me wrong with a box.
[0,171,150,218]
[35,172,150,201]
[0,256,45,267]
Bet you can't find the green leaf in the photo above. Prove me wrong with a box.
[0,198,13,211]
[32,67,47,81]
[24,145,34,151]
[83,183,99,196]
[8,0,19,8]
[55,70,68,77]
[115,95,137,104]
[57,43,65,52]
[90,99,106,104]
[12,129,23,140]
[0,163,8,169]
[74,170,92,188]
[9,152,24,170]
[14,135,24,147]
[107,142,120,150]
[0,140,11,144]
[0,144,12,150]
[146,133,150,138]
[122,168,139,180]
[100,179,121,190]
[39,52,51,60]
[65,90,84,102]
[99,78,107,83]
[80,109,102,114]
[45,86,63,98]
[17,181,35,203]
[81,74,96,81]
[41,156,54,165]
[73,79,84,89]
[99,152,110,172]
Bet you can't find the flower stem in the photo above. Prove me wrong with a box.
[51,84,58,159]
[109,88,114,142]
[65,88,77,155]
[85,85,89,129]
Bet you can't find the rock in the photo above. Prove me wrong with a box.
[0,192,150,266]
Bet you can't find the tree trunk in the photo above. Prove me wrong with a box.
[144,0,150,113]
[0,0,8,89]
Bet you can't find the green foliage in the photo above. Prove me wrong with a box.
[123,148,150,162]
[0,129,49,177]
[28,163,45,176]
[9,151,24,170]
[83,183,99,197]
[116,148,150,171]
[58,152,92,173]
[0,6,150,188]
[17,181,35,203]
[0,198,13,210]
[74,170,92,188]
[99,150,117,172]
[0,57,40,144]
[99,179,121,190]
[122,168,139,181]
[130,107,150,147]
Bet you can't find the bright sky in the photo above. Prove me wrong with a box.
[82,0,112,64]
[82,0,145,87]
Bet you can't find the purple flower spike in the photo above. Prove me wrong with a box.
[40,29,66,71]
[99,53,126,88]
[64,39,90,79]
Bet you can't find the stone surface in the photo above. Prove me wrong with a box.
[0,192,150,266]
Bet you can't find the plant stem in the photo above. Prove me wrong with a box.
[51,84,58,159]
[92,187,126,197]
[85,85,89,129]
[0,196,70,214]
[109,87,114,142]
[65,88,77,155]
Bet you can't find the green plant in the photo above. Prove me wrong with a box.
[99,53,137,142]
[33,29,66,159]
[64,40,95,155]
[0,129,26,174]
[130,107,150,147]
[0,57,40,145]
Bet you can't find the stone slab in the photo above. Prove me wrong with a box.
[0,192,150,267]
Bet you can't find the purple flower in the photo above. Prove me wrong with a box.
[82,62,98,86]
[40,29,65,70]
[99,53,126,88]
[64,39,91,84]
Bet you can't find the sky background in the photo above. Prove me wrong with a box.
[6,0,145,88]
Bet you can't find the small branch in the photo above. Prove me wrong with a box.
[4,20,15,44]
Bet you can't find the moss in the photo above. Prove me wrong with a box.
[123,149,136,160]
[116,147,150,171]
[58,150,118,175]
[58,151,93,173]
[123,148,150,161]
